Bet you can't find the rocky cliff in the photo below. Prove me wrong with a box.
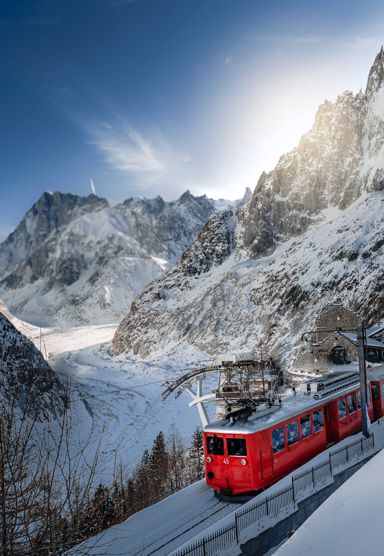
[112,49,384,364]
[0,312,64,417]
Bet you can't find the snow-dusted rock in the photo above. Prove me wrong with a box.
[0,190,220,326]
[0,312,64,417]
[113,49,384,364]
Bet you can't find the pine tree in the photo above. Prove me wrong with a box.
[187,427,205,483]
[149,432,169,501]
[135,449,151,509]
[167,427,186,493]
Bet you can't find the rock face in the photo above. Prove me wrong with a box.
[243,47,384,257]
[0,190,221,325]
[112,49,384,364]
[0,312,64,417]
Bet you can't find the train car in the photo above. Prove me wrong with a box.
[369,367,384,420]
[203,371,379,497]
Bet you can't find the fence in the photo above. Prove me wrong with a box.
[171,434,375,556]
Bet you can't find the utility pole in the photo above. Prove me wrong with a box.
[357,322,369,438]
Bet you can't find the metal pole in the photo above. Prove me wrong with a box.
[357,322,369,438]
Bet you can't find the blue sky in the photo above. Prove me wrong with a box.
[1,0,384,238]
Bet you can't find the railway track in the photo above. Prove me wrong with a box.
[132,499,237,556]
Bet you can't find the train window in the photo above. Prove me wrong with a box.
[300,415,312,438]
[347,395,356,414]
[272,427,285,453]
[227,438,247,456]
[357,391,361,409]
[313,410,323,432]
[206,436,224,455]
[287,421,299,445]
[382,384,384,401]
[367,387,371,404]
[372,385,380,401]
[338,399,347,419]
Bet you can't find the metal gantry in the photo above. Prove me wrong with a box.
[162,358,280,427]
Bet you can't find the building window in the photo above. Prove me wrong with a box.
[338,399,347,419]
[347,394,356,413]
[207,436,224,455]
[272,427,285,453]
[330,346,349,365]
[366,349,381,363]
[300,415,312,438]
[287,421,299,445]
[227,438,247,456]
[313,410,323,432]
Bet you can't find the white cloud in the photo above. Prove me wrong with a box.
[89,119,191,187]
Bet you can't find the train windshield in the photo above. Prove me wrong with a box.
[206,436,224,455]
[227,438,247,456]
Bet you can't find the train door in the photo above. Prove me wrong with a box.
[371,381,381,420]
[226,436,253,494]
[324,403,334,444]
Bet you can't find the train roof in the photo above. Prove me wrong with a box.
[204,372,367,435]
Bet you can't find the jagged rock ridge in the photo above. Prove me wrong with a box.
[112,49,384,363]
[0,312,64,417]
[0,190,228,325]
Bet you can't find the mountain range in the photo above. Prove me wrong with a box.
[112,48,384,368]
[0,190,242,326]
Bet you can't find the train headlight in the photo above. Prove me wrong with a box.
[206,456,212,463]
[241,459,247,466]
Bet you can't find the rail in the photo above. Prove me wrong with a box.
[169,434,375,556]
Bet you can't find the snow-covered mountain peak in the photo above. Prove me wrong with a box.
[112,48,384,362]
[0,190,225,325]
[0,191,109,269]
[365,46,384,97]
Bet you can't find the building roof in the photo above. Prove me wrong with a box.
[366,323,384,338]
[340,331,384,349]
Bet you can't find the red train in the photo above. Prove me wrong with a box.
[204,368,384,496]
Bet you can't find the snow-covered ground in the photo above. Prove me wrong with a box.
[274,447,384,556]
[69,480,236,556]
[12,320,214,476]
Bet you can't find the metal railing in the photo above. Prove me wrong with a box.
[171,434,375,556]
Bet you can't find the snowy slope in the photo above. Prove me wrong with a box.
[0,304,207,474]
[70,480,235,556]
[113,190,384,366]
[113,49,384,367]
[0,190,228,326]
[274,448,384,556]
